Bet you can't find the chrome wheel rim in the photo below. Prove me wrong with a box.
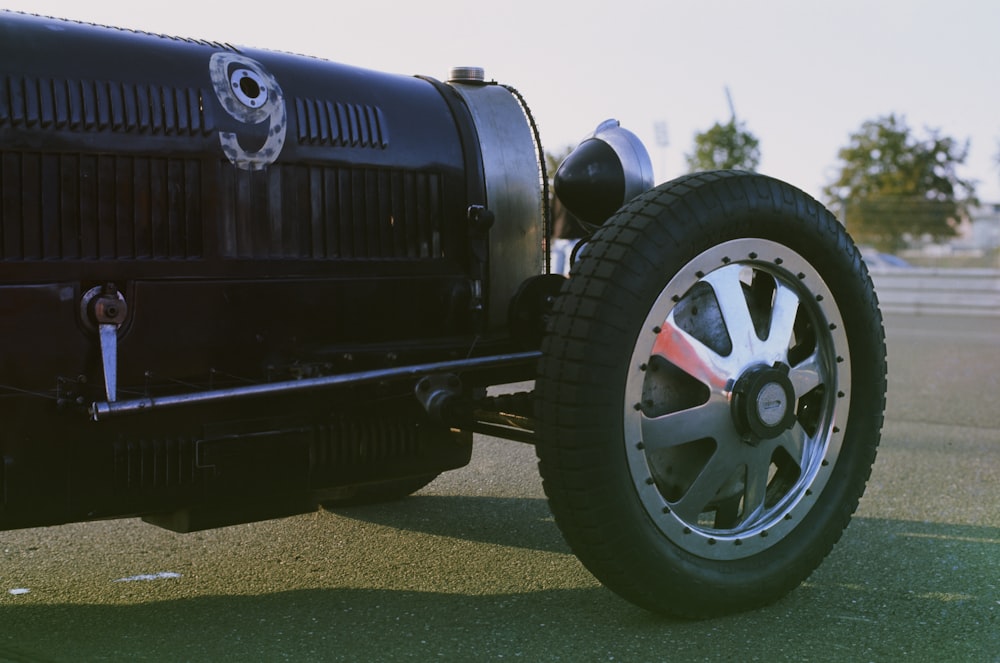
[624,239,851,559]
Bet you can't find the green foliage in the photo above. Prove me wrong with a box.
[545,146,573,182]
[823,114,976,252]
[685,119,761,172]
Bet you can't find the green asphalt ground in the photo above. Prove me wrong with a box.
[1,312,997,662]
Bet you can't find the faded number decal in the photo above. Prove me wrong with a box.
[209,52,287,170]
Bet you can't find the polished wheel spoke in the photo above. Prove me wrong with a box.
[703,267,757,361]
[741,455,771,523]
[640,399,732,452]
[789,352,823,398]
[671,451,741,521]
[652,316,732,390]
[776,422,808,469]
[762,283,800,360]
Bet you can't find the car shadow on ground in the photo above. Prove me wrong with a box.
[327,494,570,554]
[1,496,996,662]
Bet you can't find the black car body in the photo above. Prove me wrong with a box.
[0,11,552,531]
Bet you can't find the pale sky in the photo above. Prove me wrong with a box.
[5,0,999,202]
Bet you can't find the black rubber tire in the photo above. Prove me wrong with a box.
[319,474,439,508]
[536,171,886,618]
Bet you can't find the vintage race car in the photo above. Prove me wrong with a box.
[0,12,886,617]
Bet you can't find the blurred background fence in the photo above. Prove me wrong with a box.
[869,268,1000,317]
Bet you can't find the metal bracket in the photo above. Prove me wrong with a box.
[414,373,463,422]
[467,205,494,317]
[81,284,127,403]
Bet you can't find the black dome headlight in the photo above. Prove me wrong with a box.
[553,119,654,229]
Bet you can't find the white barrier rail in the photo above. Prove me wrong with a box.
[869,267,1000,317]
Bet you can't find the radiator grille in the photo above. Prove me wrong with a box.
[0,152,204,260]
[112,419,426,495]
[312,418,423,469]
[0,154,445,262]
[0,75,209,135]
[219,164,445,260]
[294,97,388,149]
[113,436,200,495]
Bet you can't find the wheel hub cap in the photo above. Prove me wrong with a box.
[731,363,797,444]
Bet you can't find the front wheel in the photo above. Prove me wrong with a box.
[536,171,886,617]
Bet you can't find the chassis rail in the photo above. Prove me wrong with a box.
[90,351,542,421]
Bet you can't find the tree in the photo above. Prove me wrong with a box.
[686,119,761,172]
[686,90,761,172]
[824,114,976,252]
[546,146,572,180]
